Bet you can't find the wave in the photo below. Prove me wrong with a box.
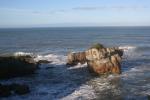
[13,52,34,56]
[119,45,150,59]
[3,51,150,99]
[12,45,138,64]
[118,45,137,59]
[34,54,66,65]
[119,45,150,52]
[13,51,66,64]
[119,45,136,52]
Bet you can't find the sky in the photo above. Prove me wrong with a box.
[0,0,150,28]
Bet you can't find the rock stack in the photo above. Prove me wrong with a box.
[67,43,123,75]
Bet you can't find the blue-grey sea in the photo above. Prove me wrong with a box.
[0,27,150,100]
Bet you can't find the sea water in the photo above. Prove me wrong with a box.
[0,27,150,100]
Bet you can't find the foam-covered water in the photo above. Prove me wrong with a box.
[0,27,150,100]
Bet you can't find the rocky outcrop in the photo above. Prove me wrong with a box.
[37,60,52,66]
[66,43,123,75]
[86,47,123,75]
[0,55,38,79]
[66,52,86,66]
[0,83,30,97]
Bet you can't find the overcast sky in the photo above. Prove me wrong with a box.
[0,0,150,27]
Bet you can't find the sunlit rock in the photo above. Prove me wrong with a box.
[67,43,123,75]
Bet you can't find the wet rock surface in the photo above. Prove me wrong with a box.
[0,55,38,79]
[37,60,52,66]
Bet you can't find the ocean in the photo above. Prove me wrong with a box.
[0,27,150,100]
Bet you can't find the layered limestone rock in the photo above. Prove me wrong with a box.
[66,44,123,75]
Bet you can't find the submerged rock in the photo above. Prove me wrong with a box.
[0,83,30,97]
[0,55,38,79]
[66,43,123,75]
[0,84,11,97]
[37,60,52,65]
[10,83,30,95]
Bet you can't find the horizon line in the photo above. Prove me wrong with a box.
[0,25,150,29]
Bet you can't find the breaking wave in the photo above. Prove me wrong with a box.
[119,45,150,53]
[6,48,150,100]
[119,45,136,52]
[13,52,34,56]
[34,54,66,65]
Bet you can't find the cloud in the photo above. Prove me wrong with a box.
[0,8,51,15]
[72,7,99,10]
[72,6,149,11]
[1,5,149,16]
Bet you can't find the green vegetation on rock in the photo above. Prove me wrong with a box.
[90,43,104,50]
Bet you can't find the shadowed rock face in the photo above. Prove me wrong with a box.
[67,44,123,75]
[66,52,86,66]
[0,55,38,79]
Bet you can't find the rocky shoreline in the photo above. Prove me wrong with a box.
[0,54,52,97]
[0,43,123,98]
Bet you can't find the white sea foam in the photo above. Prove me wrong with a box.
[119,45,136,52]
[119,45,139,59]
[3,51,149,100]
[62,84,96,100]
[34,54,66,65]
[14,52,33,56]
[68,63,87,70]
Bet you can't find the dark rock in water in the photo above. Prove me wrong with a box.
[0,84,11,97]
[37,60,52,65]
[148,95,150,100]
[10,84,30,95]
[0,83,30,97]
[0,55,38,79]
[66,43,123,75]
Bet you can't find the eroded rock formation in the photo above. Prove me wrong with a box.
[67,43,123,75]
[67,52,86,66]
